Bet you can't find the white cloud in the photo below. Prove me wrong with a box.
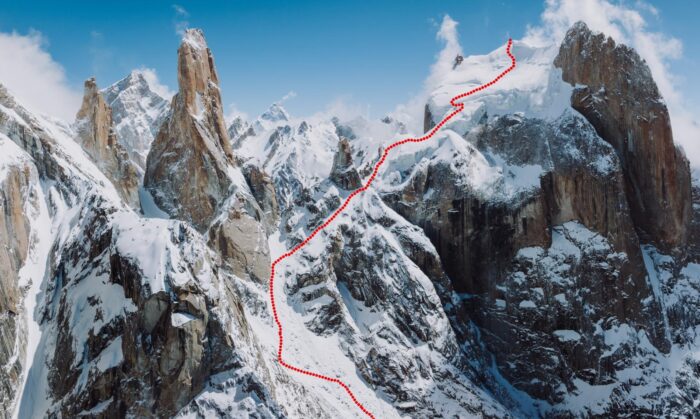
[425,15,463,93]
[311,96,367,122]
[225,103,249,124]
[0,30,82,121]
[389,14,465,134]
[173,4,190,36]
[280,90,297,103]
[525,0,700,167]
[138,67,175,99]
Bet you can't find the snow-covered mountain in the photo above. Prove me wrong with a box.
[101,70,170,171]
[0,19,699,419]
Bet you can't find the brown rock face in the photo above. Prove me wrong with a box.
[242,164,279,230]
[0,145,34,418]
[329,138,361,190]
[145,29,235,231]
[75,78,140,207]
[554,21,692,250]
[208,202,271,283]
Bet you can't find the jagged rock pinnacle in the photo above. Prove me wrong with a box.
[330,137,361,190]
[75,77,140,207]
[145,28,237,230]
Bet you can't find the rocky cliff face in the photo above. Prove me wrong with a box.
[382,110,670,406]
[145,29,271,284]
[36,201,281,418]
[329,137,361,190]
[0,135,37,418]
[75,78,140,208]
[370,21,700,414]
[554,21,692,251]
[145,29,236,231]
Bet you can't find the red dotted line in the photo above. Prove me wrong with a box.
[268,38,516,418]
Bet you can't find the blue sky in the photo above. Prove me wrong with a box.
[0,0,698,119]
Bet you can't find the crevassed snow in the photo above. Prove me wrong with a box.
[429,41,573,136]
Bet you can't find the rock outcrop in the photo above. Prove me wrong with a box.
[75,78,140,207]
[208,198,271,283]
[144,29,271,282]
[145,29,236,231]
[0,136,36,418]
[554,21,692,250]
[241,164,279,229]
[329,138,361,190]
[385,104,671,408]
[33,200,282,418]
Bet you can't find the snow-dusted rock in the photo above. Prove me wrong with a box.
[1,17,699,418]
[101,70,170,170]
[329,137,361,190]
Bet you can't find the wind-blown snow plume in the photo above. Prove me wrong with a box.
[389,15,465,133]
[425,15,463,93]
[173,4,190,36]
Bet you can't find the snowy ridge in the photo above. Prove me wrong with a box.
[101,70,170,170]
[428,41,573,135]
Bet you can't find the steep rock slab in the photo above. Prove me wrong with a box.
[329,137,361,190]
[208,196,271,283]
[75,78,140,208]
[554,21,692,250]
[240,163,279,231]
[145,29,235,231]
[0,136,36,418]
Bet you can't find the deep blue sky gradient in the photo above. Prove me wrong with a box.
[0,0,697,118]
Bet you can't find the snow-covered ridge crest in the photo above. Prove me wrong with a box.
[100,70,170,170]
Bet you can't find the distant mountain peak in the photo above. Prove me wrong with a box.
[261,102,290,122]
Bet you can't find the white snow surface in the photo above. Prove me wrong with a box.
[111,211,215,297]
